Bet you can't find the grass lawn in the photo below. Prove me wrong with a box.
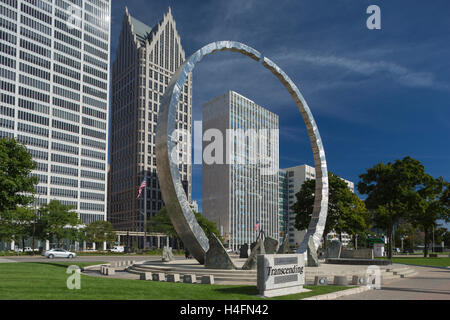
[0,262,351,300]
[390,257,450,268]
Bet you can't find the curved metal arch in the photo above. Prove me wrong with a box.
[156,41,328,264]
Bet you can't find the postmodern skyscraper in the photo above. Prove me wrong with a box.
[202,91,279,251]
[0,0,111,224]
[109,8,192,235]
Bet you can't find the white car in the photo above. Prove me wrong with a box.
[110,246,124,253]
[42,249,77,259]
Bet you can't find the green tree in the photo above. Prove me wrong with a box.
[85,220,116,250]
[358,156,426,259]
[36,200,80,247]
[292,172,370,249]
[0,138,37,213]
[148,207,221,247]
[408,176,449,257]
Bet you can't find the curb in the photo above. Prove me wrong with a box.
[302,286,373,300]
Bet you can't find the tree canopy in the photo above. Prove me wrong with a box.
[358,156,427,259]
[292,172,370,247]
[85,220,116,246]
[0,138,37,213]
[36,200,80,246]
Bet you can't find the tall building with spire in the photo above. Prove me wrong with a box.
[109,8,192,240]
[0,0,111,225]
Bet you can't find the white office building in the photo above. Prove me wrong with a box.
[0,0,111,224]
[283,164,355,251]
[202,91,279,251]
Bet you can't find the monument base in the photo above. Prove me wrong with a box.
[326,258,392,265]
[260,286,311,298]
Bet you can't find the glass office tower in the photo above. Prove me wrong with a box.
[0,0,111,224]
[203,91,279,251]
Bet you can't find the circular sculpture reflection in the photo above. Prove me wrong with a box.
[156,41,328,264]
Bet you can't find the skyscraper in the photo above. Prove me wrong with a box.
[109,8,192,238]
[202,91,279,251]
[0,0,111,224]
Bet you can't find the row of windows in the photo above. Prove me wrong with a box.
[0,30,16,45]
[82,137,105,150]
[54,41,81,60]
[83,85,106,100]
[81,148,105,160]
[54,30,80,49]
[0,105,14,117]
[81,158,104,170]
[19,86,49,103]
[19,74,50,92]
[0,16,16,32]
[18,122,49,137]
[0,79,14,92]
[21,13,51,36]
[81,169,105,181]
[20,26,51,46]
[27,147,48,160]
[80,180,104,191]
[83,106,106,120]
[80,213,104,223]
[50,188,77,199]
[83,74,107,90]
[55,17,81,39]
[0,42,16,57]
[52,119,79,133]
[20,38,50,58]
[51,164,78,177]
[19,98,49,114]
[51,153,78,166]
[54,63,80,80]
[23,0,52,14]
[18,110,49,126]
[53,85,80,102]
[52,129,79,144]
[51,176,78,188]
[80,202,104,212]
[0,118,14,129]
[82,127,105,140]
[35,161,48,172]
[54,74,80,91]
[82,116,106,130]
[51,141,78,155]
[84,43,107,61]
[53,96,79,112]
[54,52,81,69]
[84,22,108,41]
[83,95,106,110]
[80,191,104,201]
[20,50,51,69]
[83,64,107,80]
[17,134,48,149]
[30,173,47,183]
[20,62,50,80]
[53,107,79,123]
[0,3,17,20]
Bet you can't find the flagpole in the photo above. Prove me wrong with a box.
[144,177,147,251]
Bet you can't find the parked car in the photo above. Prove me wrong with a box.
[24,247,39,252]
[42,249,76,259]
[110,246,124,253]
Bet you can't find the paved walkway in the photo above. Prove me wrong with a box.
[337,265,450,300]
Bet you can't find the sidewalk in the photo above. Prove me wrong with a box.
[336,265,450,300]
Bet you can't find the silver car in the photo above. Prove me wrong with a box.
[42,249,77,259]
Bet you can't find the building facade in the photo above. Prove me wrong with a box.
[0,0,111,224]
[278,169,289,242]
[202,91,279,251]
[109,8,192,236]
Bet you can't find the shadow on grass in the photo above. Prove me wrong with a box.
[213,285,259,296]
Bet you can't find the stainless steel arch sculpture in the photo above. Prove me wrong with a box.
[156,41,328,264]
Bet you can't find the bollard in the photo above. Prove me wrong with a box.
[201,275,214,284]
[351,275,367,286]
[183,274,197,284]
[140,272,152,280]
[314,276,328,285]
[333,276,348,286]
[166,274,181,283]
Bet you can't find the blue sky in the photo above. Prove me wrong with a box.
[110,1,450,226]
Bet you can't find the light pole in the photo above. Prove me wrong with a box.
[32,195,40,255]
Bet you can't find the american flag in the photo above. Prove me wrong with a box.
[254,220,260,231]
[136,178,147,199]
